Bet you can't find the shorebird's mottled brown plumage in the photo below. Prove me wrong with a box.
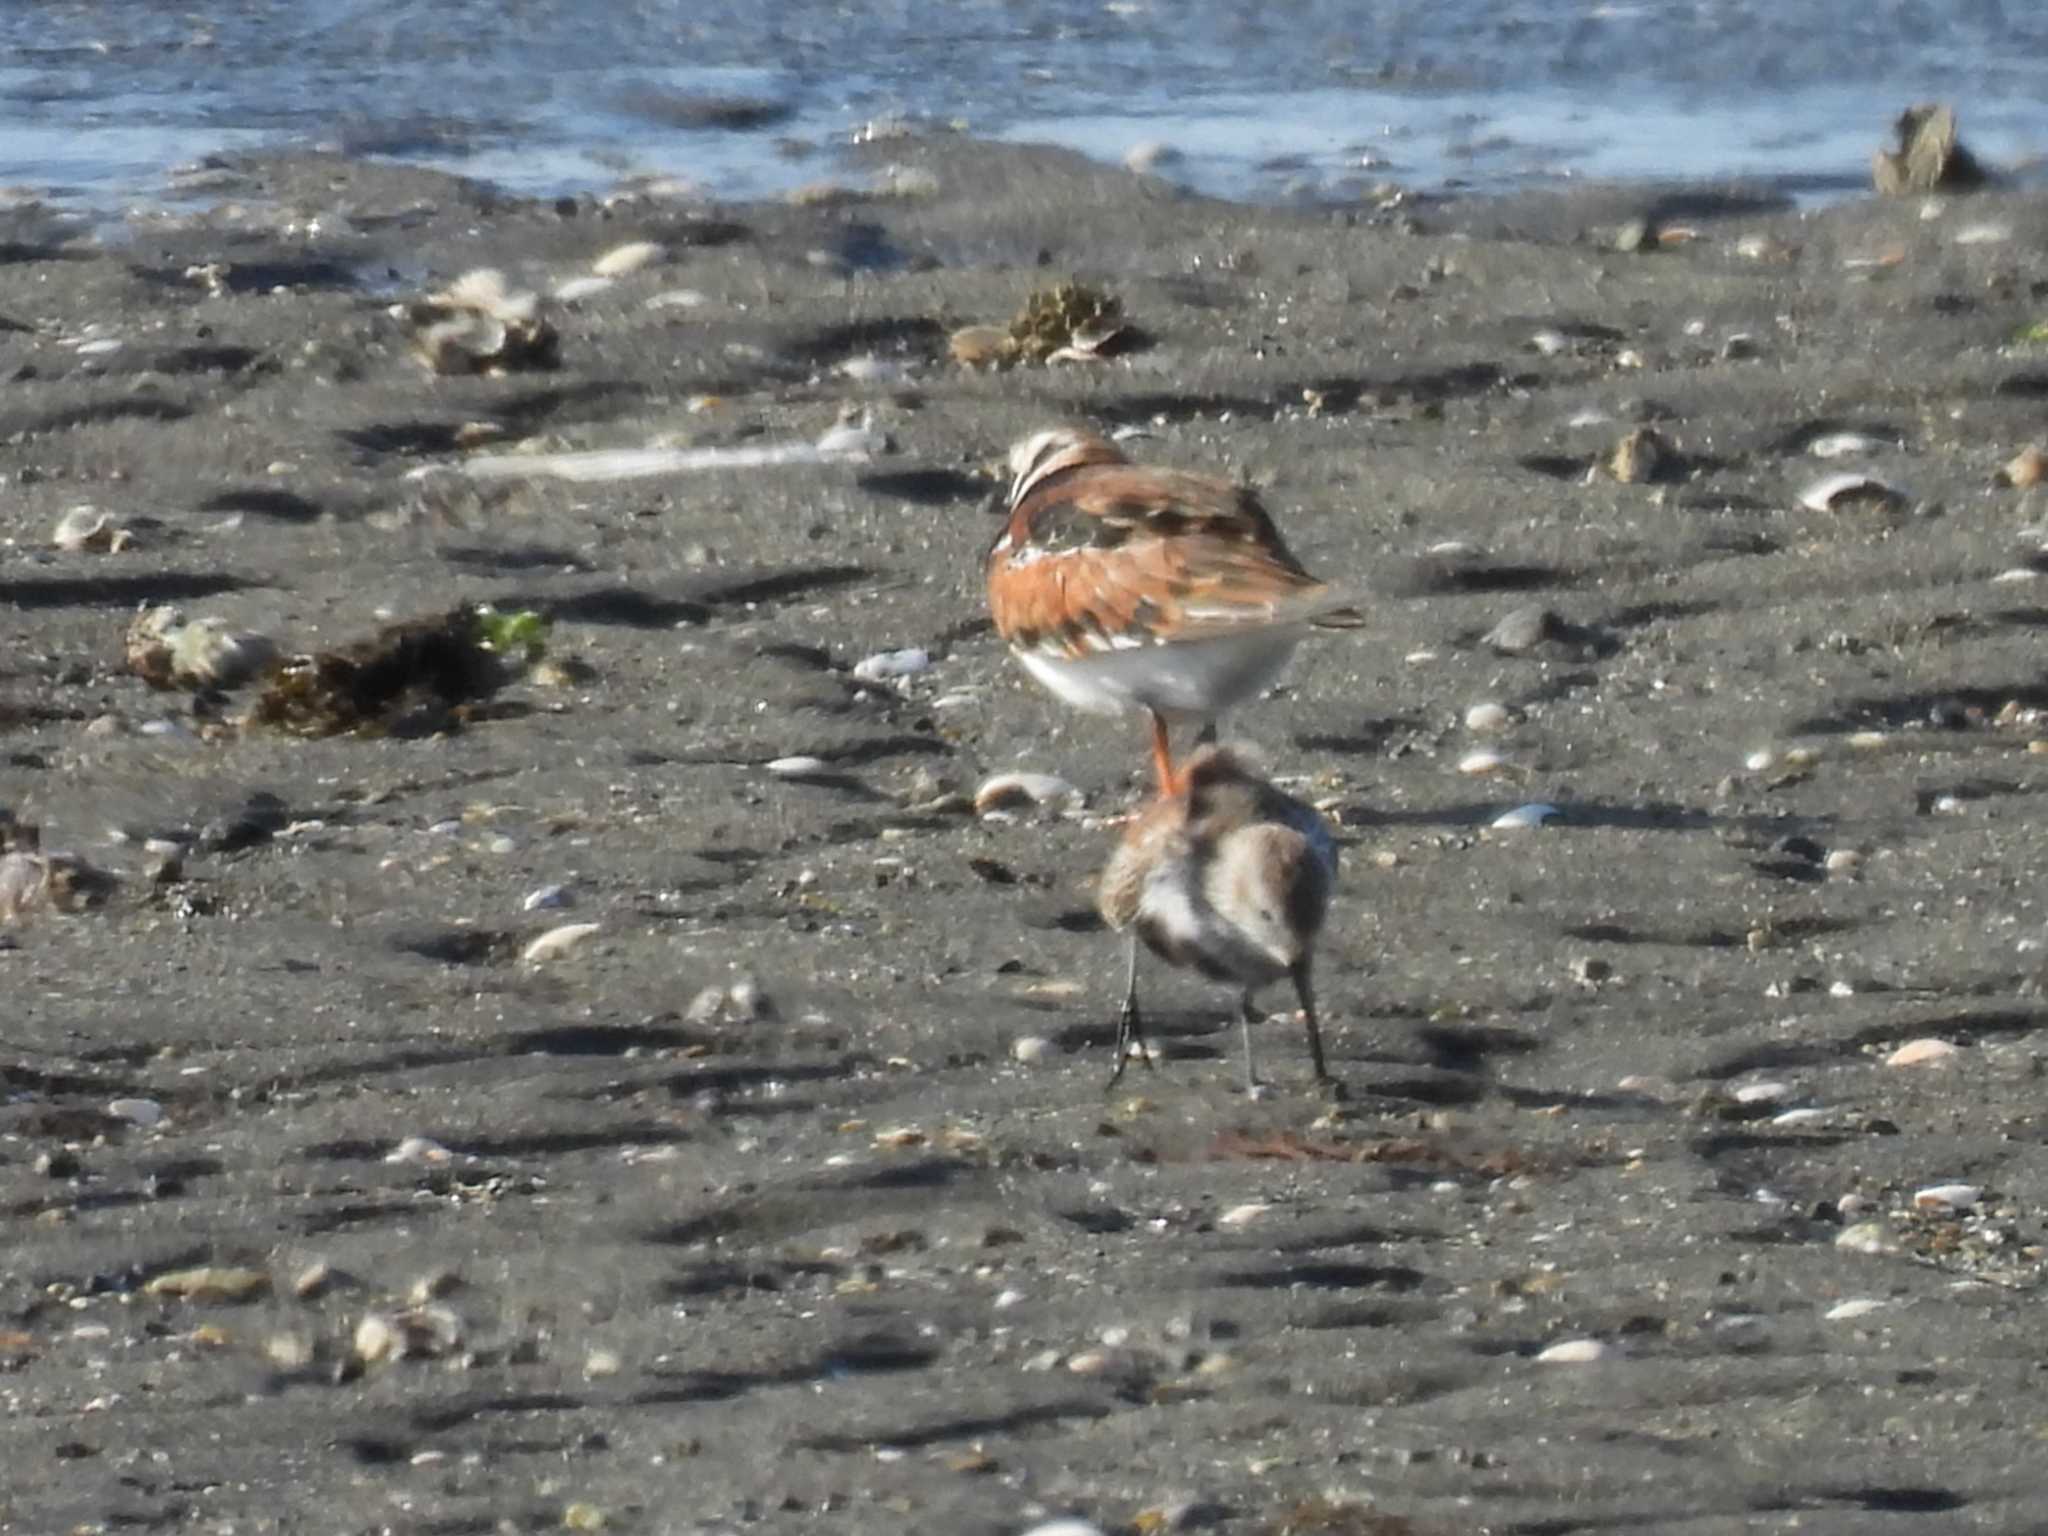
[1096,743,1338,1089]
[987,428,1362,793]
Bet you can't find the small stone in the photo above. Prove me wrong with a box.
[1483,604,1560,655]
[1824,849,1863,875]
[144,1265,270,1303]
[1886,1037,1958,1068]
[1011,1035,1053,1065]
[1569,956,1611,984]
[1535,1338,1610,1363]
[523,883,573,911]
[1464,701,1511,733]
[584,1348,623,1378]
[1607,426,1668,484]
[523,921,600,963]
[387,1135,454,1166]
[292,1262,332,1300]
[975,772,1082,815]
[563,1502,607,1532]
[1124,140,1181,174]
[1457,749,1506,776]
[1997,446,2047,489]
[107,1097,163,1128]
[1217,1202,1269,1228]
[1836,1221,1896,1255]
[851,647,930,683]
[1912,1183,1980,1211]
[685,985,728,1025]
[592,239,664,276]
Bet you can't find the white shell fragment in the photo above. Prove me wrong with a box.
[1490,802,1559,829]
[1010,1035,1053,1065]
[54,504,130,553]
[1799,471,1907,513]
[386,1135,453,1166]
[851,647,931,683]
[463,418,882,481]
[522,921,601,963]
[1806,431,1892,459]
[552,274,615,303]
[522,883,573,911]
[1457,749,1507,776]
[766,755,832,778]
[107,1097,165,1127]
[1886,1037,1958,1068]
[1464,701,1511,733]
[975,772,1082,815]
[1912,1183,1981,1211]
[1535,1338,1610,1364]
[1217,1202,1270,1228]
[1825,1298,1890,1321]
[592,239,665,276]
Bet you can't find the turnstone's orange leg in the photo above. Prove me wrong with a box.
[1147,709,1178,795]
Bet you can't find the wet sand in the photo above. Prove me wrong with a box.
[5,137,2048,1534]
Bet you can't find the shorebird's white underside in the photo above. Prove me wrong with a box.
[1015,629,1303,719]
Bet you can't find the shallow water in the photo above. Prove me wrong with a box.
[5,0,2047,207]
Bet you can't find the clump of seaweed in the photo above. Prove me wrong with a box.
[1005,279,1134,364]
[1873,103,1988,196]
[250,605,549,738]
[406,269,560,376]
[0,819,118,922]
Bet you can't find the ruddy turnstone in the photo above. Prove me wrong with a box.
[1096,742,1338,1090]
[987,428,1362,793]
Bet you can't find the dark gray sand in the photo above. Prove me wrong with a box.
[6,138,2048,1534]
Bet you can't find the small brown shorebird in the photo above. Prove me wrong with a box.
[1095,742,1338,1091]
[986,427,1363,794]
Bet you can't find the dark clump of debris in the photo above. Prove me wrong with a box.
[1873,104,1989,196]
[0,815,118,921]
[406,269,560,375]
[250,606,547,738]
[1006,279,1137,364]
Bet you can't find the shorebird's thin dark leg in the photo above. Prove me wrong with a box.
[1292,959,1332,1085]
[1146,710,1177,795]
[1107,932,1153,1088]
[1238,990,1262,1092]
[1194,718,1219,747]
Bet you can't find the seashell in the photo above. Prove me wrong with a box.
[645,288,709,310]
[766,755,832,778]
[1825,1298,1889,1321]
[386,1135,453,1165]
[1806,431,1892,459]
[522,883,572,911]
[1124,139,1181,174]
[108,1097,164,1127]
[1490,802,1559,829]
[1732,1080,1792,1104]
[522,921,600,963]
[53,505,125,552]
[814,409,889,461]
[1607,426,1667,484]
[1996,446,2046,489]
[851,647,930,683]
[1743,749,1776,772]
[1835,1222,1895,1255]
[1457,749,1506,776]
[1770,1107,1831,1126]
[1528,329,1570,356]
[171,618,276,689]
[1010,1035,1052,1065]
[949,324,1016,368]
[1217,1202,1270,1228]
[1535,1338,1609,1364]
[144,1264,268,1302]
[552,274,615,303]
[1464,701,1511,733]
[73,337,123,357]
[1952,222,2010,245]
[836,355,912,384]
[1824,848,1863,874]
[1912,1183,1980,1211]
[1799,472,1907,513]
[975,772,1081,815]
[1885,1037,1957,1068]
[591,239,665,276]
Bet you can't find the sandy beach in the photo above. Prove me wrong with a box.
[5,134,2048,1534]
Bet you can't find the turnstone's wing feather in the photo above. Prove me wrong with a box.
[988,464,1360,657]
